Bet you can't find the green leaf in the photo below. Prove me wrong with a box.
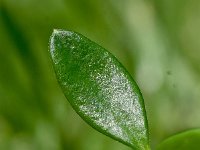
[49,29,150,150]
[157,129,200,150]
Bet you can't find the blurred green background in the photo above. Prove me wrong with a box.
[0,0,200,149]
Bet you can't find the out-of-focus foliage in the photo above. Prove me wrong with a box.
[157,129,200,150]
[0,0,200,150]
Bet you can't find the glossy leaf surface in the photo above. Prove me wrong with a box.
[157,129,200,150]
[49,29,149,150]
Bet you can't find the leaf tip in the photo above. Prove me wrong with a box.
[52,29,74,37]
[52,29,64,35]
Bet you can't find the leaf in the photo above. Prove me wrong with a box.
[49,29,150,150]
[157,129,200,150]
